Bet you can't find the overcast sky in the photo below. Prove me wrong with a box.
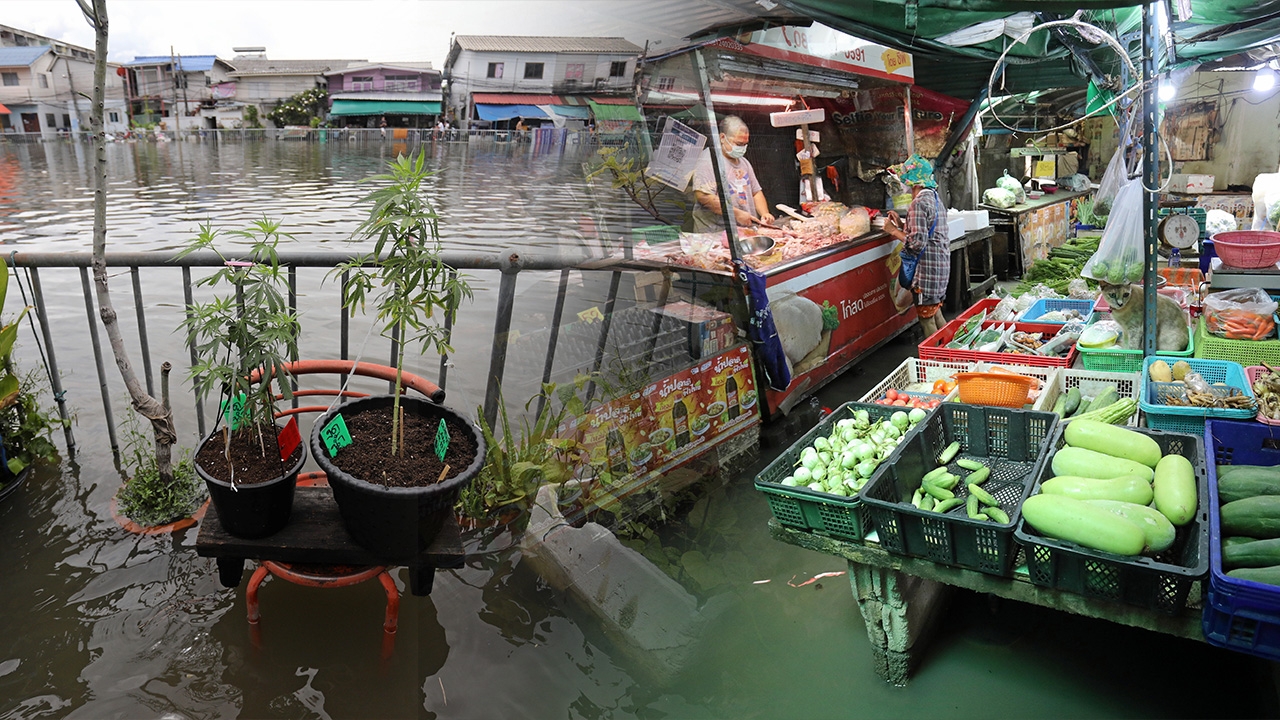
[1,0,739,67]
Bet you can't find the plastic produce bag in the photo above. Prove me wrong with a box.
[1067,278,1094,299]
[1206,208,1238,236]
[983,187,1016,209]
[1204,288,1279,339]
[990,295,1019,322]
[997,170,1026,204]
[1079,320,1122,349]
[1251,173,1280,231]
[1056,173,1091,192]
[1094,121,1132,217]
[1082,180,1145,284]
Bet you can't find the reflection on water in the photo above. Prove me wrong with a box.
[0,138,1275,719]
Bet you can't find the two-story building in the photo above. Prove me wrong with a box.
[324,62,443,128]
[0,44,127,136]
[123,55,235,128]
[443,35,642,128]
[228,54,365,128]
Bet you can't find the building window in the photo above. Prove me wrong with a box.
[657,76,676,91]
[109,111,119,123]
[486,62,503,79]
[565,63,584,80]
[46,113,56,128]
[1,73,17,86]
[38,74,48,89]
[62,114,71,127]
[610,61,628,78]
[384,74,419,91]
[143,67,159,84]
[349,75,374,91]
[523,63,544,80]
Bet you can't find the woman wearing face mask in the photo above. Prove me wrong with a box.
[690,115,776,233]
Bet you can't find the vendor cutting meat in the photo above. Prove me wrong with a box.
[883,153,950,336]
[690,115,776,232]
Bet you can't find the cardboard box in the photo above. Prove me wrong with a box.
[1170,174,1214,194]
[650,301,738,360]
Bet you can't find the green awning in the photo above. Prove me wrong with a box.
[329,99,441,117]
[587,101,643,122]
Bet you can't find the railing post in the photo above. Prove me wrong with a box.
[182,266,206,438]
[534,268,572,420]
[80,267,118,451]
[438,268,457,392]
[483,253,522,429]
[130,266,155,397]
[26,268,75,452]
[288,264,298,409]
[586,271,623,405]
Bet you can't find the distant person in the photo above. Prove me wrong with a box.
[380,117,387,139]
[883,153,950,335]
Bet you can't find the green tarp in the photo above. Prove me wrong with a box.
[329,99,441,117]
[588,101,643,122]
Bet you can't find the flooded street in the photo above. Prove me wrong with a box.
[0,136,1275,719]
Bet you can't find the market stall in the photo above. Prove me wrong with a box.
[613,23,970,418]
[982,187,1093,278]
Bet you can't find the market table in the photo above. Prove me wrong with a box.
[768,520,1204,686]
[981,188,1092,279]
[947,226,996,315]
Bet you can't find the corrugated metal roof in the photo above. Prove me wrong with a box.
[127,55,219,72]
[471,93,562,105]
[0,46,50,67]
[323,62,437,76]
[230,58,366,76]
[453,36,643,54]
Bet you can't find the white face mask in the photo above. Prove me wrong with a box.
[726,143,748,159]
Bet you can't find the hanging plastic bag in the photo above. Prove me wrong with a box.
[997,170,1026,204]
[1206,209,1238,236]
[1094,121,1132,217]
[1082,180,1145,285]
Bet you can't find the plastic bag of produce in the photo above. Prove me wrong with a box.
[997,170,1026,204]
[1079,320,1122,349]
[982,187,1016,209]
[990,295,1019,322]
[1251,173,1280,231]
[945,310,986,349]
[1067,278,1094,299]
[1094,120,1132,217]
[1206,208,1238,236]
[1204,288,1279,339]
[1082,180,1145,285]
[838,206,870,236]
[1057,173,1091,192]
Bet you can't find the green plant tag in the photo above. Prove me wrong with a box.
[435,418,449,460]
[321,414,352,457]
[220,392,249,431]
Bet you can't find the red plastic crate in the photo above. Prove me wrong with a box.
[918,319,1078,368]
[955,297,1001,323]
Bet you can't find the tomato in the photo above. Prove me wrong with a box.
[893,399,907,406]
[886,388,899,401]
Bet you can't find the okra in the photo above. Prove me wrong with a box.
[965,467,991,486]
[967,483,998,507]
[933,498,963,513]
[985,506,1011,524]
[965,493,981,519]
[956,458,984,471]
[922,483,955,501]
[911,488,923,508]
[937,441,962,465]
[922,466,951,483]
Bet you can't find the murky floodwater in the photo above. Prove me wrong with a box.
[0,136,1276,719]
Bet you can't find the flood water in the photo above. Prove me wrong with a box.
[0,136,1276,719]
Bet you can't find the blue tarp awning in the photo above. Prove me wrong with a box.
[475,104,550,122]
[548,105,590,119]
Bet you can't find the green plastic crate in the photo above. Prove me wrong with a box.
[1194,316,1280,366]
[1078,311,1194,373]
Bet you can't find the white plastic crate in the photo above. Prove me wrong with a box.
[1034,368,1141,426]
[970,362,1059,410]
[858,358,970,404]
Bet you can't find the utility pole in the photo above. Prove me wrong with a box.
[169,46,181,138]
[57,54,84,135]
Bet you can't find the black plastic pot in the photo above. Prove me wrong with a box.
[310,395,485,561]
[196,426,305,539]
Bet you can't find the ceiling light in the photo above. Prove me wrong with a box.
[1158,81,1176,102]
[1255,66,1277,92]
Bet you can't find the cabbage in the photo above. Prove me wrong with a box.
[983,187,1017,209]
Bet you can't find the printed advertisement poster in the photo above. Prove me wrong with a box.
[575,391,658,484]
[642,364,707,468]
[764,235,917,415]
[1017,202,1070,270]
[697,345,759,439]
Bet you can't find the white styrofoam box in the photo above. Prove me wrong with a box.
[1170,173,1214,194]
[962,209,989,230]
[948,217,965,241]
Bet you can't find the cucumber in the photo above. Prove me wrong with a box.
[965,467,990,486]
[1218,467,1280,504]
[1219,465,1280,480]
[1050,447,1155,482]
[1021,494,1146,556]
[1225,536,1261,547]
[1041,475,1154,505]
[920,493,935,511]
[956,458,984,471]
[938,441,961,465]
[966,493,981,519]
[922,465,952,483]
[1063,419,1161,468]
[967,484,998,507]
[1062,387,1082,416]
[1223,538,1280,569]
[922,483,955,501]
[1227,565,1280,588]
[1085,499,1177,554]
[1153,454,1198,526]
[911,488,923,508]
[1221,496,1280,538]
[934,498,964,513]
[1052,394,1068,416]
[928,473,960,491]
[985,506,1010,524]
[973,512,990,521]
[1087,387,1120,413]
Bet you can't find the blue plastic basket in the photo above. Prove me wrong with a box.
[1139,356,1255,435]
[1020,298,1095,324]
[1203,419,1280,660]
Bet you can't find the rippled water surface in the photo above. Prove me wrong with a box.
[0,137,1276,719]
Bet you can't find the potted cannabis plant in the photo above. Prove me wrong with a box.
[312,151,482,560]
[180,218,305,538]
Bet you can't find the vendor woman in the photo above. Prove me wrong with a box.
[691,115,776,232]
[883,153,950,335]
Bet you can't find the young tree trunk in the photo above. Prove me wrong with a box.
[81,0,177,480]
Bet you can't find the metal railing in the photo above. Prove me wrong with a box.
[8,247,662,458]
[0,127,602,148]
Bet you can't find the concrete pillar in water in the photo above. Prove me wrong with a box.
[847,561,951,686]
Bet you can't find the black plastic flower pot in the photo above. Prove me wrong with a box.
[196,426,305,539]
[310,395,486,561]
